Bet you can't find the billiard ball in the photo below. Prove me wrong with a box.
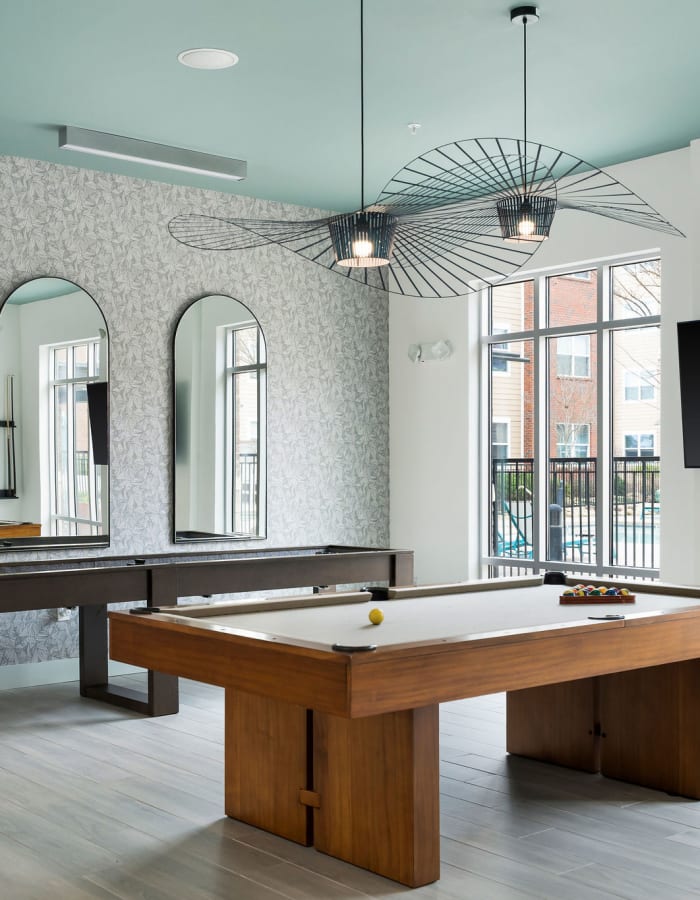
[369,608,384,625]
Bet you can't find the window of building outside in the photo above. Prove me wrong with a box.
[491,326,510,373]
[556,423,590,458]
[49,340,102,536]
[486,257,661,578]
[491,421,510,458]
[625,433,655,457]
[624,371,655,402]
[556,334,590,377]
[226,323,266,534]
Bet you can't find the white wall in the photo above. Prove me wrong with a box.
[390,143,698,585]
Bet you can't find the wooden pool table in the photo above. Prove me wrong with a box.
[109,574,700,887]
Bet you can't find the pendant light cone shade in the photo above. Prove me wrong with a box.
[329,211,398,267]
[497,194,556,243]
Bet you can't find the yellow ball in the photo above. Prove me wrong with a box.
[368,607,384,625]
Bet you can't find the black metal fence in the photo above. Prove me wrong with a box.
[236,452,259,534]
[492,456,660,570]
[492,458,533,559]
[612,456,659,570]
[549,458,596,564]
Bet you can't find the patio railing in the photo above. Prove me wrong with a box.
[492,456,660,570]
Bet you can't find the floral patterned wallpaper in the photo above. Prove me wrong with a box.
[0,156,389,665]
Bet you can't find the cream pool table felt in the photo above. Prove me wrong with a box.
[109,575,700,887]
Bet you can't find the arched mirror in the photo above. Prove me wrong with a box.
[174,295,266,541]
[0,277,109,549]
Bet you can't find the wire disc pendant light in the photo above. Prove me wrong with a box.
[329,0,397,267]
[496,6,556,243]
[168,4,683,298]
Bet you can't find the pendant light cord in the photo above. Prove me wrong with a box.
[522,14,527,151]
[522,13,528,194]
[360,0,365,211]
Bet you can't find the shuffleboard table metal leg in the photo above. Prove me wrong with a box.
[79,604,179,717]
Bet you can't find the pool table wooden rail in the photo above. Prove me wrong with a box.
[110,582,700,719]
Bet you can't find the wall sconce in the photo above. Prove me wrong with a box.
[407,340,453,363]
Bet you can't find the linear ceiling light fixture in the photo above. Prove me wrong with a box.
[167,3,683,299]
[59,125,247,182]
[496,7,556,243]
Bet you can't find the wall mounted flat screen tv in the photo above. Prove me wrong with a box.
[677,320,700,468]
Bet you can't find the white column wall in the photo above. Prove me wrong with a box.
[390,143,700,585]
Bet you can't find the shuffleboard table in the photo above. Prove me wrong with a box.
[109,574,700,887]
[0,544,412,714]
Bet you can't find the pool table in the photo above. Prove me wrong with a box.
[109,574,700,887]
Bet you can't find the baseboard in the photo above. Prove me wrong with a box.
[0,659,145,691]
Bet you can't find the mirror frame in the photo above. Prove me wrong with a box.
[0,276,110,551]
[172,294,267,543]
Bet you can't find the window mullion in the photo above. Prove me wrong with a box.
[596,264,610,576]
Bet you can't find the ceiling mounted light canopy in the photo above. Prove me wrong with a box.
[59,125,246,181]
[168,3,684,299]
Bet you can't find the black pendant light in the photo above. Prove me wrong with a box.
[168,4,683,298]
[496,6,556,243]
[329,0,397,267]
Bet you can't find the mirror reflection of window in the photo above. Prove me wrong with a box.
[226,324,266,535]
[49,339,103,537]
[0,277,109,549]
[174,295,267,541]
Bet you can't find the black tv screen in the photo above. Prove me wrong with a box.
[86,381,109,466]
[677,320,700,468]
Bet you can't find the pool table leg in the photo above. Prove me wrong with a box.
[598,660,700,799]
[507,662,700,799]
[225,688,312,845]
[312,705,440,888]
[506,678,600,773]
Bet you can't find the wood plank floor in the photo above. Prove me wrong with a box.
[0,676,698,899]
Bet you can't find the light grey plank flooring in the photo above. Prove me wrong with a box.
[0,677,697,899]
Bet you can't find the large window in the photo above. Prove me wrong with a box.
[226,323,266,534]
[486,257,661,577]
[49,340,103,536]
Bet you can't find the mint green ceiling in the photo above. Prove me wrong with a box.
[1,0,697,212]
